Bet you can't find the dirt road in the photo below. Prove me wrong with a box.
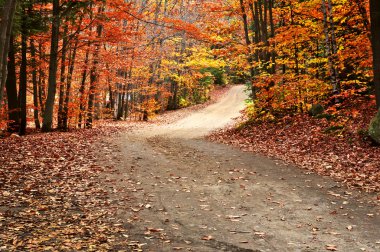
[110,85,379,251]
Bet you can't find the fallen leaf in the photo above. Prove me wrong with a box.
[326,244,337,251]
[201,235,214,241]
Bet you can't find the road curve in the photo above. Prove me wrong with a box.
[146,85,248,138]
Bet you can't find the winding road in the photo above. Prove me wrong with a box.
[108,85,379,251]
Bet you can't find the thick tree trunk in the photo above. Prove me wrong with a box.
[370,0,380,108]
[117,84,125,120]
[42,0,60,132]
[0,0,17,108]
[5,36,19,132]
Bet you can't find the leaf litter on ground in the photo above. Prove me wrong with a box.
[208,98,380,195]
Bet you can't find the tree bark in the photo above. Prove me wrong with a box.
[239,0,256,99]
[86,7,104,129]
[42,0,61,132]
[0,0,17,108]
[38,41,46,113]
[322,0,340,97]
[5,35,19,132]
[30,38,41,129]
[370,0,380,108]
[58,23,68,129]
[78,47,90,128]
[62,33,79,130]
[18,10,28,136]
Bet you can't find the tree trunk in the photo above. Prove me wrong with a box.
[19,10,28,136]
[86,7,104,129]
[239,0,256,99]
[78,47,90,128]
[0,0,17,108]
[42,0,60,132]
[62,34,79,130]
[38,41,46,113]
[322,0,340,97]
[328,0,340,95]
[370,0,380,108]
[30,38,41,129]
[5,35,19,132]
[58,23,68,129]
[269,0,276,74]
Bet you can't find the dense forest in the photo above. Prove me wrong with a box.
[0,0,379,137]
[1,1,380,251]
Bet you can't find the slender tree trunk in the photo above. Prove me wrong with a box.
[328,0,340,95]
[42,0,60,132]
[5,36,19,132]
[58,23,68,129]
[78,47,90,128]
[18,11,28,136]
[62,35,79,130]
[108,77,114,110]
[31,39,41,129]
[269,0,276,73]
[239,0,256,99]
[370,0,380,108]
[86,7,104,129]
[322,0,340,97]
[262,0,269,69]
[38,41,45,113]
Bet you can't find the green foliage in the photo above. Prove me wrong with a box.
[200,67,228,86]
[11,1,49,37]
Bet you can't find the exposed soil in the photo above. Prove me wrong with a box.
[104,85,380,251]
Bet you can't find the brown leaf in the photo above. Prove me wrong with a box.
[201,235,214,241]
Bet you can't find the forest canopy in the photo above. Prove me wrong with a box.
[0,0,378,136]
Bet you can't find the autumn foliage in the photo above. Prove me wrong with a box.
[0,0,378,135]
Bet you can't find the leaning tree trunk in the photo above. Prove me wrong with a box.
[42,0,60,132]
[370,0,380,108]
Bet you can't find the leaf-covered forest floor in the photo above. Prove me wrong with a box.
[0,86,230,251]
[0,124,138,250]
[208,96,380,193]
[0,86,379,251]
